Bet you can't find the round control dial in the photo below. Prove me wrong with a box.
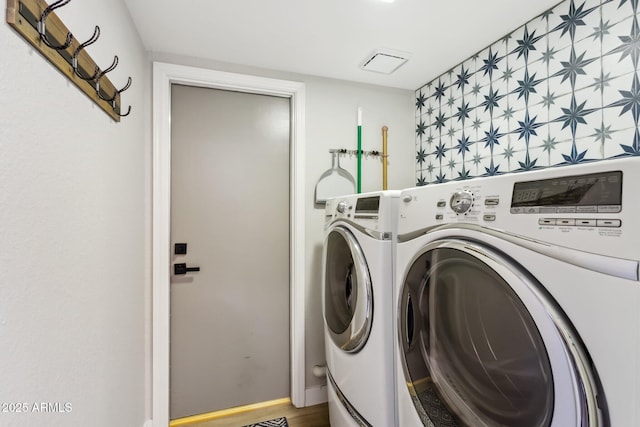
[337,201,348,213]
[450,190,474,214]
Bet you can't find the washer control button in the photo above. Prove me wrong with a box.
[576,206,598,213]
[484,198,499,206]
[576,219,597,227]
[483,214,496,222]
[557,207,577,213]
[557,219,576,226]
[538,218,556,226]
[540,207,558,214]
[597,219,622,227]
[598,205,622,213]
[435,214,444,220]
[437,200,446,208]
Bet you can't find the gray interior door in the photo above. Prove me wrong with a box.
[170,84,291,419]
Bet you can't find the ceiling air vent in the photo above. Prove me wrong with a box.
[360,49,410,74]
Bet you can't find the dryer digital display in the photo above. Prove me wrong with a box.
[511,170,622,212]
[355,196,380,214]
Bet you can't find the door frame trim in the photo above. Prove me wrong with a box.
[151,61,306,425]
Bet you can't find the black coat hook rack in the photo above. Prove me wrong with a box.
[6,0,132,121]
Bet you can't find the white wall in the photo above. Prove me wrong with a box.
[0,1,148,426]
[151,53,415,394]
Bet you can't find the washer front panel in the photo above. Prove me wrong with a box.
[397,158,640,427]
[398,238,602,427]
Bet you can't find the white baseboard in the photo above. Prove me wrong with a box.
[143,419,153,427]
[305,384,328,406]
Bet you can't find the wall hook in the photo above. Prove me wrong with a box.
[38,0,73,50]
[95,55,119,102]
[110,76,132,117]
[114,104,132,117]
[115,76,132,94]
[72,26,100,81]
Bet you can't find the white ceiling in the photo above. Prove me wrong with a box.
[124,0,562,90]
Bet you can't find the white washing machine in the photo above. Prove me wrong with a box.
[395,157,640,427]
[322,190,400,427]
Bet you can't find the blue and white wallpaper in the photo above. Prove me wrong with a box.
[415,0,640,185]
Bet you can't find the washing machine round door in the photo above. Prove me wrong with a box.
[323,225,373,353]
[398,238,601,427]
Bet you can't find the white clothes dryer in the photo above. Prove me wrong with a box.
[395,157,640,427]
[322,191,400,427]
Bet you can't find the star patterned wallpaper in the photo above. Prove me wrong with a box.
[415,0,640,185]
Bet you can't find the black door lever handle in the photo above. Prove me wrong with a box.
[174,263,201,275]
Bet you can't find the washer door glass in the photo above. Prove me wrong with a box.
[324,226,373,353]
[399,243,554,427]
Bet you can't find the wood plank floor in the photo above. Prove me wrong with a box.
[178,402,330,427]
